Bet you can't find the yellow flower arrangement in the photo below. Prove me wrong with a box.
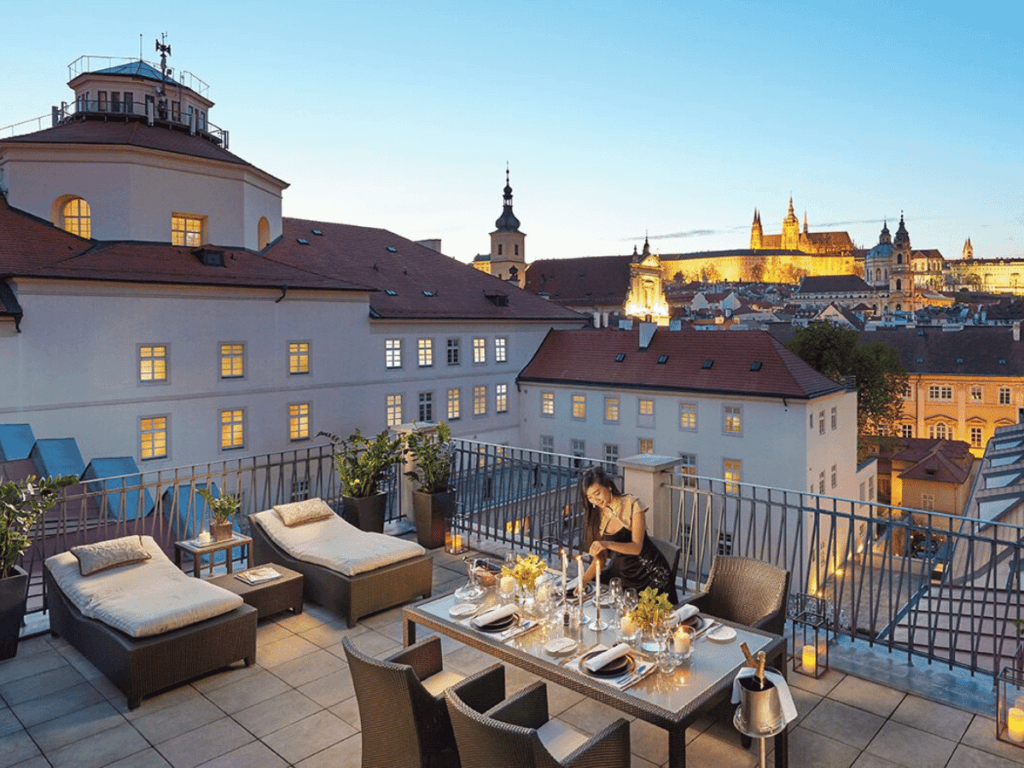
[501,554,547,592]
[629,586,673,633]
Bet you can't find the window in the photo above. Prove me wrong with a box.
[819,410,826,435]
[928,384,953,401]
[60,197,91,238]
[717,532,734,556]
[679,453,697,487]
[679,402,697,431]
[638,398,654,420]
[447,388,461,420]
[473,386,487,416]
[809,413,814,429]
[920,493,935,511]
[110,91,121,113]
[418,339,433,367]
[638,438,654,454]
[541,391,554,417]
[123,92,133,114]
[901,423,914,439]
[724,459,741,494]
[495,383,508,413]
[418,392,434,422]
[818,471,826,494]
[220,343,244,378]
[971,386,983,402]
[385,339,402,369]
[140,416,167,460]
[571,439,586,466]
[495,337,507,363]
[971,426,983,448]
[288,342,310,374]
[386,394,403,427]
[724,405,742,435]
[604,397,620,423]
[220,409,245,450]
[831,464,838,489]
[1000,387,1012,405]
[929,423,950,440]
[831,406,837,431]
[473,337,486,364]
[447,338,460,366]
[289,403,310,441]
[171,214,204,247]
[604,444,619,465]
[139,345,168,382]
[171,100,180,121]
[572,394,586,421]
[98,90,108,111]
[902,383,913,400]
[541,435,554,455]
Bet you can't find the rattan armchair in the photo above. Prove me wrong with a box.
[446,679,630,768]
[343,636,505,768]
[650,535,681,605]
[687,555,791,635]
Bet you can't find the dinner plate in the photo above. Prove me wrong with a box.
[581,650,634,678]
[449,602,478,618]
[544,638,579,656]
[477,614,517,632]
[682,615,708,633]
[707,625,737,643]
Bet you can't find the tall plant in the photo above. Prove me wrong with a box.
[195,487,240,523]
[1,475,78,579]
[319,429,405,498]
[404,422,453,494]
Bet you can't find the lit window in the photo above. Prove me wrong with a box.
[418,339,433,367]
[473,337,486,364]
[1000,387,1012,405]
[605,397,620,423]
[495,337,507,363]
[639,399,654,416]
[928,385,953,401]
[678,453,697,487]
[819,410,826,435]
[901,423,914,438]
[831,464,837,489]
[220,343,244,378]
[724,459,741,494]
[971,386,983,402]
[220,409,245,450]
[447,338,460,365]
[386,394,403,427]
[171,214,204,246]
[541,391,554,417]
[970,426,983,448]
[831,406,837,431]
[724,405,742,434]
[288,342,310,374]
[679,402,697,430]
[140,416,167,460]
[572,394,586,421]
[139,345,168,382]
[447,388,461,420]
[638,438,654,454]
[495,383,508,413]
[604,444,619,465]
[929,423,950,440]
[289,403,310,441]
[61,197,91,238]
[385,339,402,369]
[419,392,434,422]
[473,386,487,416]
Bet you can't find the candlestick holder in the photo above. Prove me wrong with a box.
[586,600,608,631]
[997,663,1024,746]
[792,610,828,678]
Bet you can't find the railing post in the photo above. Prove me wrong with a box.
[617,454,681,542]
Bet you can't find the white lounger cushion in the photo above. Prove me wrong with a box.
[252,509,425,576]
[46,536,244,638]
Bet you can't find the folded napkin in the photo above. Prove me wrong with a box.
[666,603,699,626]
[583,643,631,672]
[471,603,517,628]
[730,668,798,724]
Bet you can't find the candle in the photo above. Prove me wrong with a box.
[197,530,212,545]
[620,615,636,635]
[674,627,691,656]
[1009,708,1024,743]
[452,534,462,551]
[500,576,517,595]
[576,555,584,614]
[561,548,568,596]
[801,644,817,674]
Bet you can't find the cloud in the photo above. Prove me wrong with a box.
[621,228,729,241]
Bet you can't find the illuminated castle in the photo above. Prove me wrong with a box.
[751,198,856,257]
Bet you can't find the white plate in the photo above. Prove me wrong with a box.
[707,625,737,643]
[449,603,478,618]
[544,638,579,656]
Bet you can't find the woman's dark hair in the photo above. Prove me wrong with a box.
[578,466,622,551]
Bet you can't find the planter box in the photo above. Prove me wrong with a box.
[413,489,456,549]
[341,492,387,534]
[0,565,29,661]
[211,521,234,542]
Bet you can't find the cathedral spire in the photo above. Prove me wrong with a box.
[494,165,521,232]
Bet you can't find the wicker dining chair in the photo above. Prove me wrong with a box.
[687,555,791,635]
[650,535,681,605]
[343,636,506,768]
[446,679,630,768]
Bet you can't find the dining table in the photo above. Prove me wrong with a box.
[403,588,789,768]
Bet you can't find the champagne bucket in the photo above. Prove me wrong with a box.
[737,668,785,735]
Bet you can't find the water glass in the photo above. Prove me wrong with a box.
[608,577,623,611]
[622,588,639,614]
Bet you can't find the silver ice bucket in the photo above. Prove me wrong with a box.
[736,668,785,735]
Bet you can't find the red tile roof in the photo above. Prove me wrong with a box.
[863,326,1024,375]
[524,256,632,306]
[518,327,844,399]
[798,275,873,294]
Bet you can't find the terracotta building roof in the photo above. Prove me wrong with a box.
[524,256,632,307]
[894,440,974,485]
[862,326,1024,375]
[518,327,844,399]
[798,275,873,294]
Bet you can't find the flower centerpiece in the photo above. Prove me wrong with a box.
[629,586,673,634]
[501,554,547,592]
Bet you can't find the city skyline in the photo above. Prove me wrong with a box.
[2,0,1021,266]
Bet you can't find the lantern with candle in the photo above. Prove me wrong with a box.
[997,665,1024,746]
[792,607,829,678]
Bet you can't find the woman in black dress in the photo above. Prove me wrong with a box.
[575,467,676,602]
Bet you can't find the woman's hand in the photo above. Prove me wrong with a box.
[589,540,605,559]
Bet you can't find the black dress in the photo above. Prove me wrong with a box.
[599,499,674,600]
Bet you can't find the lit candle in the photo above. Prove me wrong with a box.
[576,555,584,615]
[674,627,691,656]
[500,575,517,595]
[197,530,212,545]
[595,562,601,607]
[452,534,462,551]
[561,548,568,601]
[801,644,817,674]
[620,614,635,635]
[1009,707,1024,743]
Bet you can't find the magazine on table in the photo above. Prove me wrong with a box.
[236,566,281,585]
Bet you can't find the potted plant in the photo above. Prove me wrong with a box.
[195,487,240,542]
[320,429,405,533]
[404,422,456,549]
[1,474,78,660]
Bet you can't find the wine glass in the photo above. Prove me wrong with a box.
[622,588,639,614]
[455,556,484,600]
[607,577,623,611]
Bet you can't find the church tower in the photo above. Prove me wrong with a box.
[889,214,914,309]
[963,238,974,260]
[750,209,763,249]
[781,197,800,250]
[488,166,526,287]
[623,235,670,326]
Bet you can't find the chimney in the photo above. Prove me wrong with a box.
[638,322,657,350]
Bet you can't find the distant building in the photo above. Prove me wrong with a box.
[862,437,976,518]
[751,198,856,257]
[471,168,526,287]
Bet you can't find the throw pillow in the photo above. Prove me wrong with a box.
[273,497,335,527]
[72,535,152,576]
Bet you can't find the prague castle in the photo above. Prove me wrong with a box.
[750,198,856,257]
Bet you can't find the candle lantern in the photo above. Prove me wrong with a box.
[997,664,1024,746]
[792,609,829,678]
[445,502,467,554]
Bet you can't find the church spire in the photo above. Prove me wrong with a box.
[494,164,521,232]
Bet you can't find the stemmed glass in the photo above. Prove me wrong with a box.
[607,577,623,612]
[622,588,639,615]
[454,556,484,601]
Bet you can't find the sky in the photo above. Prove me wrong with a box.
[2,1,1022,265]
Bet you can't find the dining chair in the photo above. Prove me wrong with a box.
[343,636,506,768]
[650,535,681,604]
[445,678,630,768]
[687,555,791,635]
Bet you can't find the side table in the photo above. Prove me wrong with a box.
[174,532,253,577]
[207,566,305,620]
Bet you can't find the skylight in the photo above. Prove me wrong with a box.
[387,246,398,253]
[312,229,323,236]
[385,289,398,296]
[750,361,763,371]
[422,290,436,297]
[702,359,714,369]
[615,353,626,363]
[657,355,669,364]
[296,238,309,245]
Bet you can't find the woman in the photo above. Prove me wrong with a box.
[574,466,676,602]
